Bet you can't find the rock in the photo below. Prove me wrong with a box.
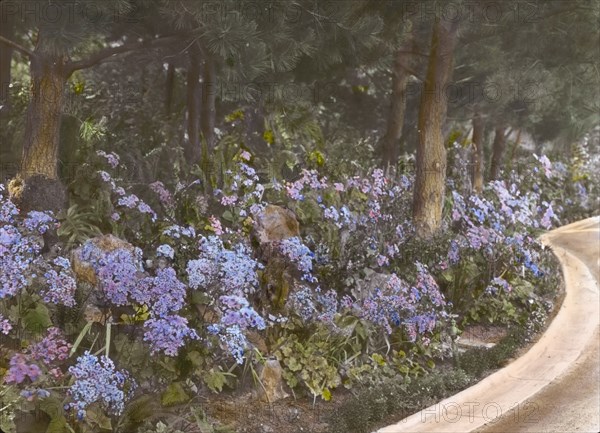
[8,174,67,214]
[255,358,289,403]
[71,234,136,285]
[247,329,268,354]
[253,204,300,247]
[260,425,274,433]
[353,271,390,301]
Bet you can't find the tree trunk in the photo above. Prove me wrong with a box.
[186,45,201,163]
[201,53,216,148]
[20,55,67,179]
[412,19,459,238]
[165,62,175,117]
[0,6,15,115]
[471,112,485,193]
[489,126,507,180]
[508,128,522,169]
[380,40,413,166]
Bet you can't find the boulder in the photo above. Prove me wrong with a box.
[254,358,289,403]
[8,174,67,214]
[252,205,300,247]
[71,234,136,285]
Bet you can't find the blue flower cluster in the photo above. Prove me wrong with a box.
[23,211,56,234]
[353,267,446,340]
[279,237,316,282]
[143,315,199,356]
[79,240,197,356]
[43,257,77,307]
[207,324,248,364]
[187,236,261,295]
[96,248,143,306]
[67,352,135,419]
[0,202,45,299]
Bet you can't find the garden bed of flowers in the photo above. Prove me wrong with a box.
[0,140,597,433]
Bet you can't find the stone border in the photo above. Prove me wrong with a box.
[377,217,600,433]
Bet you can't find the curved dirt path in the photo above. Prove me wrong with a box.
[378,217,600,433]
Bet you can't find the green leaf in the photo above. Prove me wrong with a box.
[161,382,190,407]
[24,303,52,334]
[203,368,232,393]
[85,406,112,431]
[45,416,68,433]
[70,321,93,357]
[40,396,63,419]
[321,388,332,401]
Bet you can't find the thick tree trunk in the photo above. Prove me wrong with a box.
[489,126,507,180]
[471,112,485,193]
[380,40,413,166]
[412,19,459,238]
[20,55,67,179]
[201,53,216,148]
[186,45,201,163]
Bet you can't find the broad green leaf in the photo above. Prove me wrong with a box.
[161,382,190,407]
[24,303,52,334]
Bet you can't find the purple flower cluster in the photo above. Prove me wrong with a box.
[43,257,77,307]
[219,295,266,330]
[149,181,174,208]
[0,313,12,334]
[352,267,446,340]
[485,277,513,295]
[216,158,265,215]
[96,150,120,168]
[4,353,41,384]
[67,352,135,419]
[30,327,71,365]
[286,169,328,201]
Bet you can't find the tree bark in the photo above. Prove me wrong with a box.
[165,62,175,117]
[489,126,507,180]
[508,128,522,168]
[200,52,216,149]
[412,19,459,238]
[0,7,15,115]
[20,55,67,179]
[186,44,201,163]
[380,39,414,166]
[471,112,485,193]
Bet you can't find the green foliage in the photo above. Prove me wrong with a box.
[160,382,190,407]
[456,329,526,377]
[273,327,343,400]
[328,369,474,433]
[57,204,103,244]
